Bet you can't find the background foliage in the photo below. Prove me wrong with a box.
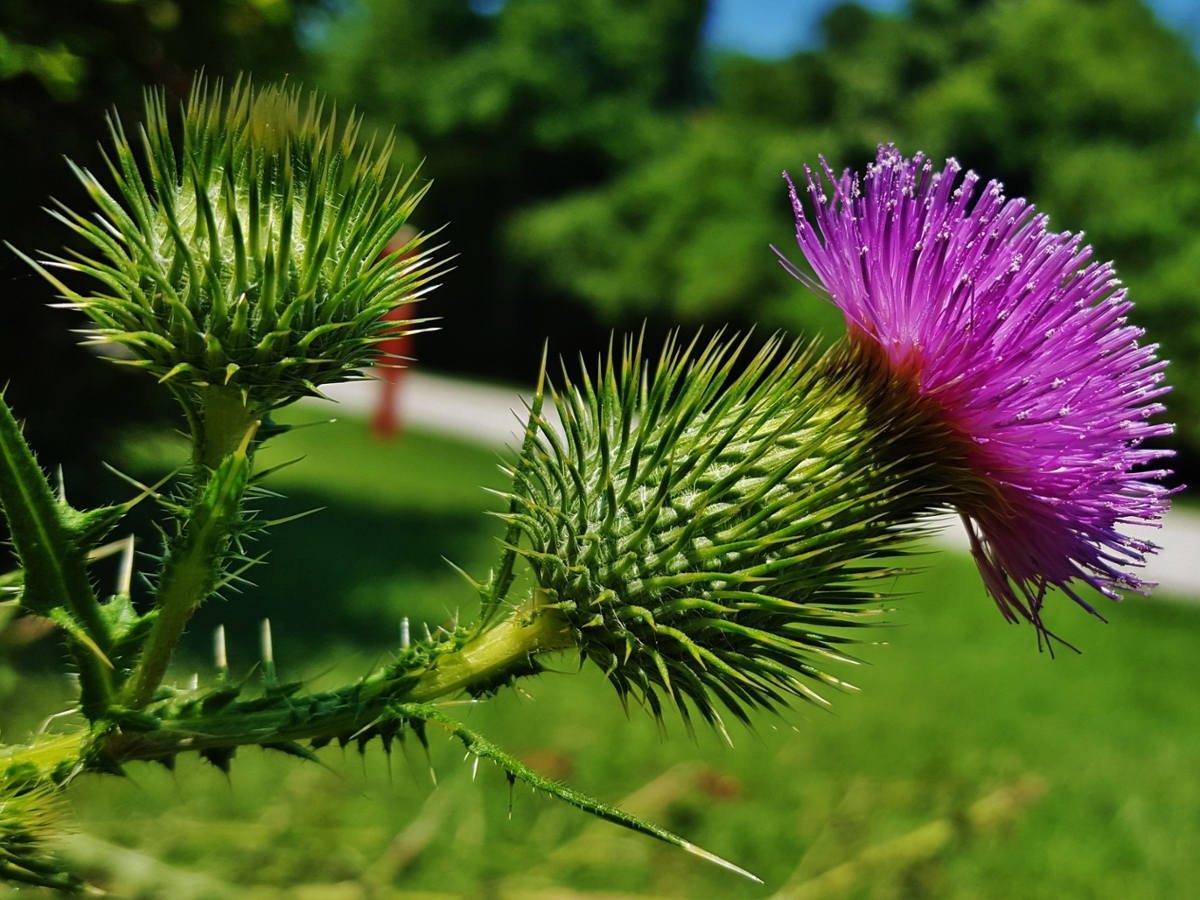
[5,0,1198,473]
[2,2,1198,895]
[312,0,1200,476]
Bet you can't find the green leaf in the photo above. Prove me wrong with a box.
[0,397,128,715]
[0,393,96,625]
[395,702,762,883]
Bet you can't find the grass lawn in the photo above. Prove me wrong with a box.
[4,402,1199,899]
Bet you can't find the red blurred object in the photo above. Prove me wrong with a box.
[371,226,419,439]
[371,304,414,439]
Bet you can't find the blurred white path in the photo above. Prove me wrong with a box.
[311,373,1200,601]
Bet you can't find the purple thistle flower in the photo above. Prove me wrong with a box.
[780,144,1174,636]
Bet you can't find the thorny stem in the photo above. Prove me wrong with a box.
[121,399,260,709]
[4,606,576,777]
[120,566,208,710]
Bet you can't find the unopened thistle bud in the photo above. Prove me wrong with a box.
[20,77,443,417]
[0,768,80,891]
[495,333,964,731]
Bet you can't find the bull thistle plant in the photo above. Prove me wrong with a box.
[0,80,1174,892]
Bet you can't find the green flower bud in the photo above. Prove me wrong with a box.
[494,334,964,733]
[0,765,81,891]
[19,77,443,413]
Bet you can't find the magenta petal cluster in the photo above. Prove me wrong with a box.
[781,144,1174,632]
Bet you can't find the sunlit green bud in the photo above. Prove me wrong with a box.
[0,766,81,891]
[496,334,963,733]
[19,77,443,414]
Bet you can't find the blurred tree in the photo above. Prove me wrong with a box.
[313,0,709,381]
[8,0,1198,473]
[0,0,315,478]
[499,0,1200,467]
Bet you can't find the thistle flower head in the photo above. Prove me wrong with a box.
[782,145,1174,633]
[23,77,442,409]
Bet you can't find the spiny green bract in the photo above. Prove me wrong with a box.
[0,770,81,892]
[22,77,443,408]
[494,334,964,733]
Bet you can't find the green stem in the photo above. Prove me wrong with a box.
[4,607,576,776]
[120,560,209,709]
[121,392,259,709]
[121,607,574,759]
[193,386,260,473]
[1,608,760,884]
[408,604,573,700]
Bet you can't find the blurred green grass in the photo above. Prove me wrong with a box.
[5,403,1200,899]
[112,403,517,668]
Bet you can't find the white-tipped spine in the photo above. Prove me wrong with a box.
[261,619,274,665]
[117,534,136,597]
[214,624,228,673]
[261,618,276,685]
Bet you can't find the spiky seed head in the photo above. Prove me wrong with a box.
[495,333,960,731]
[23,76,444,411]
